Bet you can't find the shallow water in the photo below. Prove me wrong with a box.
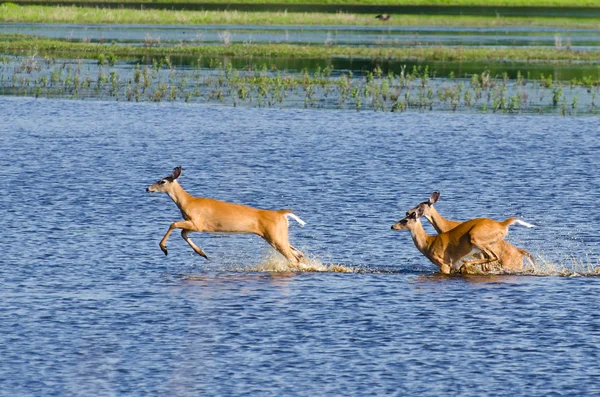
[0,97,599,395]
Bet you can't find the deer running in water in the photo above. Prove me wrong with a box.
[146,166,306,264]
[405,192,534,272]
[392,202,535,274]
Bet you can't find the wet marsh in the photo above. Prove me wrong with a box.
[2,54,599,115]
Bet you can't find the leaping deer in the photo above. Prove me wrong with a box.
[406,192,534,272]
[391,203,535,274]
[146,166,306,264]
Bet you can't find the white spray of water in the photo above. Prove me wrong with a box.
[230,251,363,273]
[519,253,600,277]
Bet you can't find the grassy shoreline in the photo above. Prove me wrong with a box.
[2,36,600,64]
[5,0,600,6]
[2,4,600,27]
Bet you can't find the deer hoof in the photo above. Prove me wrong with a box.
[160,246,168,256]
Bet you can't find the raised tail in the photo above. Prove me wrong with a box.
[282,211,306,227]
[503,217,535,228]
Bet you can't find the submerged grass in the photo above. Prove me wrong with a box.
[2,5,600,28]
[2,35,600,64]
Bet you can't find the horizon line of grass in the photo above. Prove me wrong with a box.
[3,5,600,28]
[2,36,600,64]
[5,0,600,7]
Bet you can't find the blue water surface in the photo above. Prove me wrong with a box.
[0,97,599,396]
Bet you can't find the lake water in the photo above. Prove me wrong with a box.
[1,96,599,395]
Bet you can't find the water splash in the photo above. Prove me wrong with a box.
[519,254,600,277]
[229,252,365,273]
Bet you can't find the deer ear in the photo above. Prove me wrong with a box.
[172,166,182,180]
[429,191,440,205]
[415,206,424,218]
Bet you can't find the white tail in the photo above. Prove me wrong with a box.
[512,219,535,228]
[285,213,306,227]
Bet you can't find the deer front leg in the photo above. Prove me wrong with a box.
[181,229,208,259]
[428,255,453,274]
[439,263,453,274]
[159,220,196,256]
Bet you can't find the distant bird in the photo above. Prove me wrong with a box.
[376,14,391,21]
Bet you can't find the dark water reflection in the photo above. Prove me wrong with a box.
[166,54,600,81]
[3,23,600,50]
[0,97,599,395]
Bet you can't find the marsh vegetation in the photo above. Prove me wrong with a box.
[2,54,599,114]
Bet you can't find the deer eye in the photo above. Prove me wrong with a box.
[159,180,166,185]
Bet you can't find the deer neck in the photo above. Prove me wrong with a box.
[408,219,434,256]
[426,206,461,234]
[167,181,194,210]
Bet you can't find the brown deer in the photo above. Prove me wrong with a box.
[146,166,305,264]
[405,192,534,272]
[391,204,535,274]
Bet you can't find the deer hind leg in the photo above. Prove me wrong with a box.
[496,243,520,271]
[265,236,299,266]
[519,248,535,267]
[261,226,301,266]
[462,246,500,270]
[181,230,208,259]
[290,245,305,262]
[265,218,305,264]
[463,230,506,270]
[276,244,300,266]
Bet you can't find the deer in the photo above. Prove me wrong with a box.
[405,192,535,272]
[146,166,306,265]
[391,203,535,275]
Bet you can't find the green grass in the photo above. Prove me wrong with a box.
[2,4,600,27]
[2,35,599,63]
[4,0,600,6]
